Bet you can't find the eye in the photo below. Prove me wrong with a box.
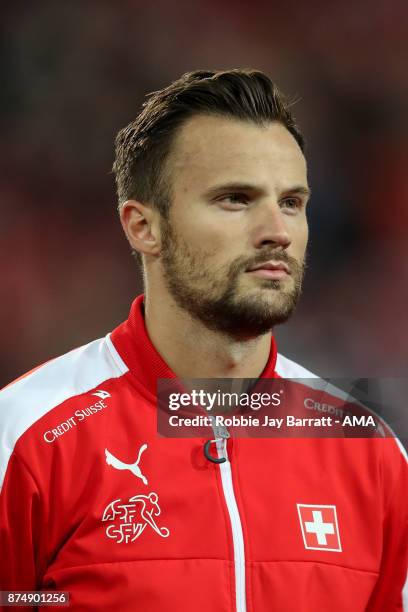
[217,193,250,208]
[280,197,303,212]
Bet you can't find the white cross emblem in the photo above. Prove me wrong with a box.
[297,504,342,552]
[305,510,334,545]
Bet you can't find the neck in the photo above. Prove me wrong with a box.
[143,287,272,380]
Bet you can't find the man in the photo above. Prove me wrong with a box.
[1,69,407,611]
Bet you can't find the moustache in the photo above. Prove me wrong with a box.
[243,251,303,274]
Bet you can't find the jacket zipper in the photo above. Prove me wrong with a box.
[216,437,247,612]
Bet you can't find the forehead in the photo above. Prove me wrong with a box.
[168,114,307,193]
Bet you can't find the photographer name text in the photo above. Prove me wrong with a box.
[167,414,377,428]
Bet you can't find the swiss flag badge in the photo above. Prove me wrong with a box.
[297,504,342,552]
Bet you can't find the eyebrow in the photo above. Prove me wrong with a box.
[203,182,311,199]
[284,186,312,199]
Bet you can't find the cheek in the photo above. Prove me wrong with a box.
[180,217,230,255]
[302,223,309,248]
[290,220,309,257]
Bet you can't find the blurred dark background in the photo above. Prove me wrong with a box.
[1,0,407,388]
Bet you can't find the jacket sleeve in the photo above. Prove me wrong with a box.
[366,441,408,612]
[0,451,44,592]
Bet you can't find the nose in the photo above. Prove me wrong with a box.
[252,201,291,250]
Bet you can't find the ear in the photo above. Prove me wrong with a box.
[119,200,161,257]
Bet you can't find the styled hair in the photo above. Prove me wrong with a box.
[113,69,304,220]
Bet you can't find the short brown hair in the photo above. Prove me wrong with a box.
[113,69,304,219]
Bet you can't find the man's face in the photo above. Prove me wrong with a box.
[158,115,310,338]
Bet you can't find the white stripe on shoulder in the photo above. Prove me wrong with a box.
[275,353,319,379]
[0,334,128,489]
[276,353,351,400]
[276,353,408,463]
[395,437,408,463]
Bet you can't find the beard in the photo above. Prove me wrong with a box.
[159,216,306,339]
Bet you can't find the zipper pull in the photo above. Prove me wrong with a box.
[204,439,226,463]
[204,419,230,463]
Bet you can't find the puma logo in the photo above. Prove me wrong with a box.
[105,443,148,485]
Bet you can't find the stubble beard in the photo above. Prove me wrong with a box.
[160,217,305,339]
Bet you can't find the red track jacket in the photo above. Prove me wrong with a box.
[1,295,407,611]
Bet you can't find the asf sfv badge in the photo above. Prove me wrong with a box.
[102,492,170,543]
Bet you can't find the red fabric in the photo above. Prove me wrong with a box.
[0,295,407,611]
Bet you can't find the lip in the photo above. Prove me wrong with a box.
[246,260,290,280]
[247,268,289,279]
[247,261,289,272]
